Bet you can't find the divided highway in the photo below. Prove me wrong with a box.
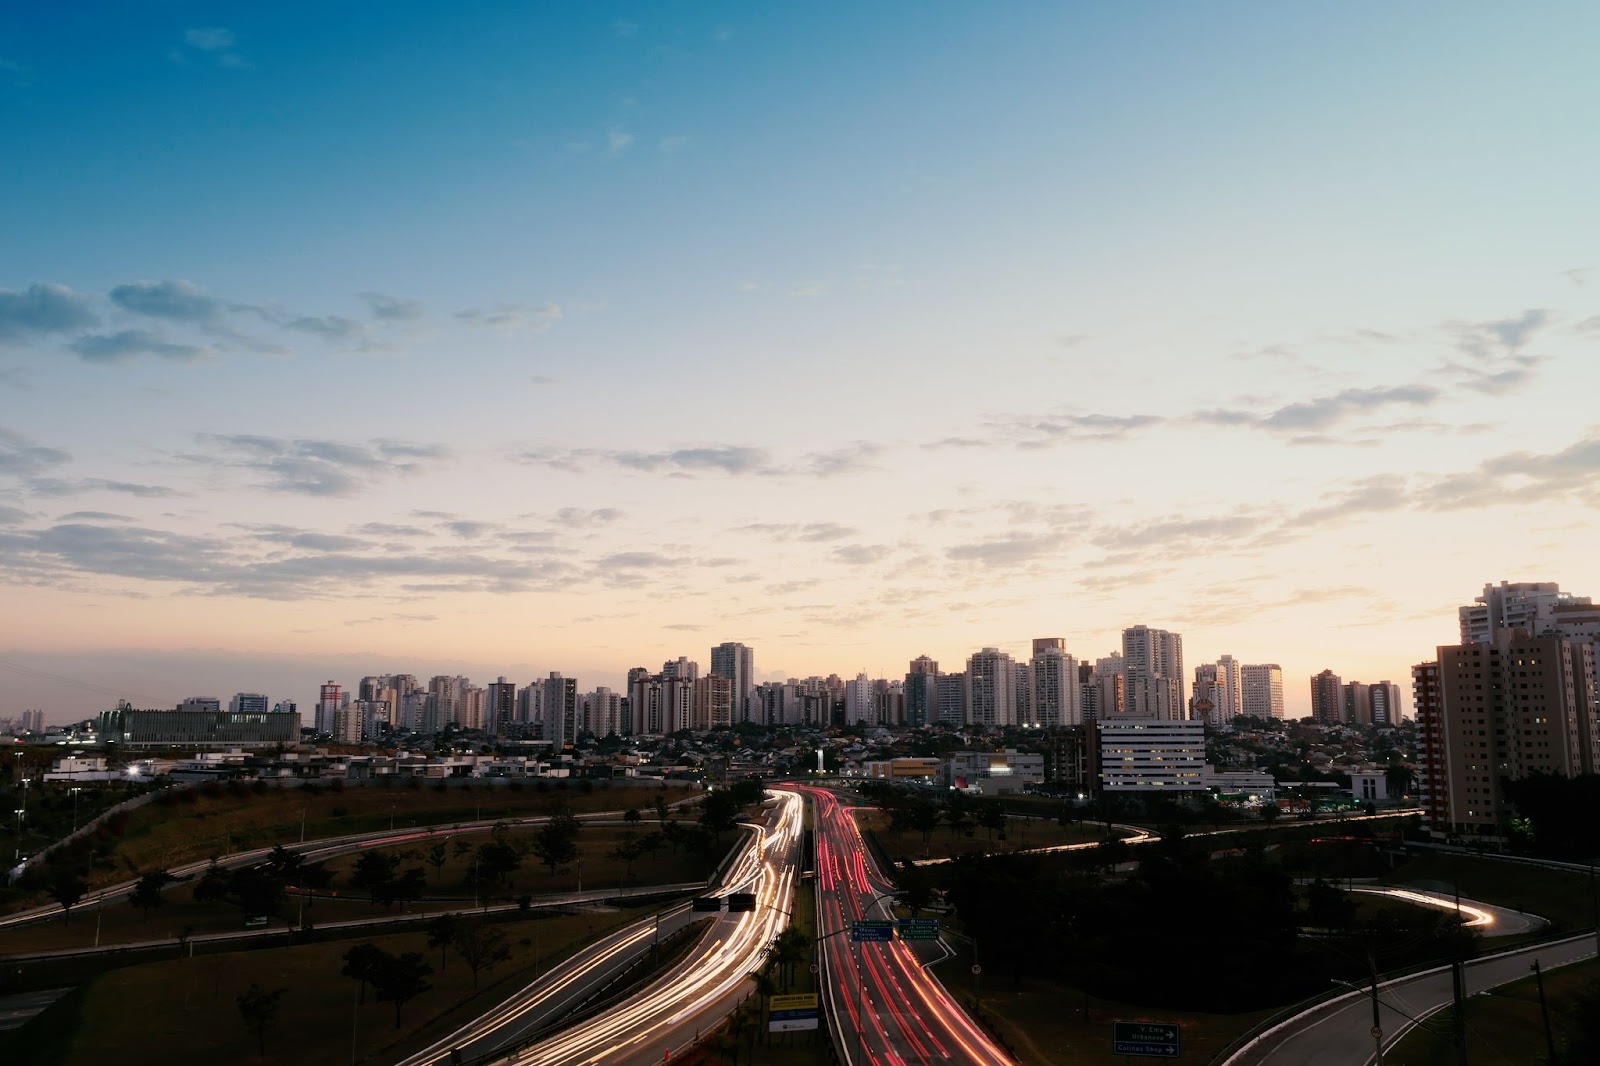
[801,785,1011,1066]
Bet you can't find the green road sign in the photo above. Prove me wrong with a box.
[850,920,895,942]
[896,918,941,940]
[1113,1021,1180,1058]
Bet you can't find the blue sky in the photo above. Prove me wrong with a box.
[3,3,1600,717]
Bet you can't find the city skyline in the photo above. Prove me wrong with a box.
[5,4,1600,719]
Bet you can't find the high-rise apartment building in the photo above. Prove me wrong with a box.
[1216,655,1243,719]
[904,656,939,728]
[1343,681,1370,726]
[965,648,1017,728]
[584,687,623,737]
[1415,630,1600,840]
[936,672,968,726]
[1121,626,1184,719]
[316,682,342,734]
[540,673,579,747]
[487,677,517,737]
[1030,640,1082,727]
[710,642,755,724]
[1241,664,1284,719]
[1309,670,1343,723]
[460,684,486,732]
[693,674,733,730]
[1369,681,1402,725]
[845,673,874,725]
[1459,581,1591,644]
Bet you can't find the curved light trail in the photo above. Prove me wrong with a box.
[494,788,804,1065]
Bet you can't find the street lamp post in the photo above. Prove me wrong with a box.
[69,787,82,835]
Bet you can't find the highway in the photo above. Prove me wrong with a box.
[803,785,1011,1066]
[398,788,805,1066]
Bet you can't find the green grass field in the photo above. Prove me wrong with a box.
[1385,958,1600,1066]
[853,808,1110,864]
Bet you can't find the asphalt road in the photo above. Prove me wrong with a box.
[804,785,1011,1066]
[1234,933,1598,1066]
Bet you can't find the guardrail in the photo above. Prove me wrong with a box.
[1207,928,1600,1065]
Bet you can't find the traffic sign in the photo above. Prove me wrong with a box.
[727,892,757,912]
[768,1008,820,1033]
[809,962,819,974]
[1113,1021,1180,1058]
[850,920,895,942]
[770,994,820,1011]
[897,918,941,940]
[971,964,982,976]
[1371,1026,1383,1040]
[692,897,723,912]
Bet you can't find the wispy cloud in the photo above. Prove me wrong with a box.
[359,292,425,323]
[181,27,247,67]
[456,303,562,331]
[0,425,71,476]
[185,434,450,496]
[70,329,214,364]
[0,283,98,342]
[517,442,881,479]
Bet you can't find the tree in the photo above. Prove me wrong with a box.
[897,859,933,918]
[623,807,642,828]
[376,867,427,909]
[351,850,401,903]
[231,866,287,919]
[767,926,812,991]
[477,839,524,885]
[700,790,741,839]
[48,867,87,925]
[371,951,433,1029]
[425,842,449,879]
[454,922,512,988]
[264,845,303,883]
[530,822,577,876]
[609,832,644,880]
[342,942,387,1004]
[452,839,473,861]
[911,801,941,845]
[129,869,175,921]
[654,795,670,823]
[236,983,287,1058]
[977,800,1007,841]
[426,913,462,970]
[192,861,233,904]
[1260,802,1281,824]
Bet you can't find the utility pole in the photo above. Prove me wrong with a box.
[1450,958,1469,1066]
[1531,960,1556,1065]
[1368,953,1384,1066]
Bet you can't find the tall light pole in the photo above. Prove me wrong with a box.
[69,787,83,834]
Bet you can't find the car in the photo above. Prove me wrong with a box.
[244,915,270,928]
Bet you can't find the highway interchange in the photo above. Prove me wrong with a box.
[6,784,1596,1066]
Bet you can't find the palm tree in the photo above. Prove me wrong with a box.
[748,968,778,1045]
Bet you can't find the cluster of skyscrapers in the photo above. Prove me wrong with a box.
[291,628,1290,746]
[1414,581,1600,842]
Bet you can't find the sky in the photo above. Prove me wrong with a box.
[3,2,1600,721]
